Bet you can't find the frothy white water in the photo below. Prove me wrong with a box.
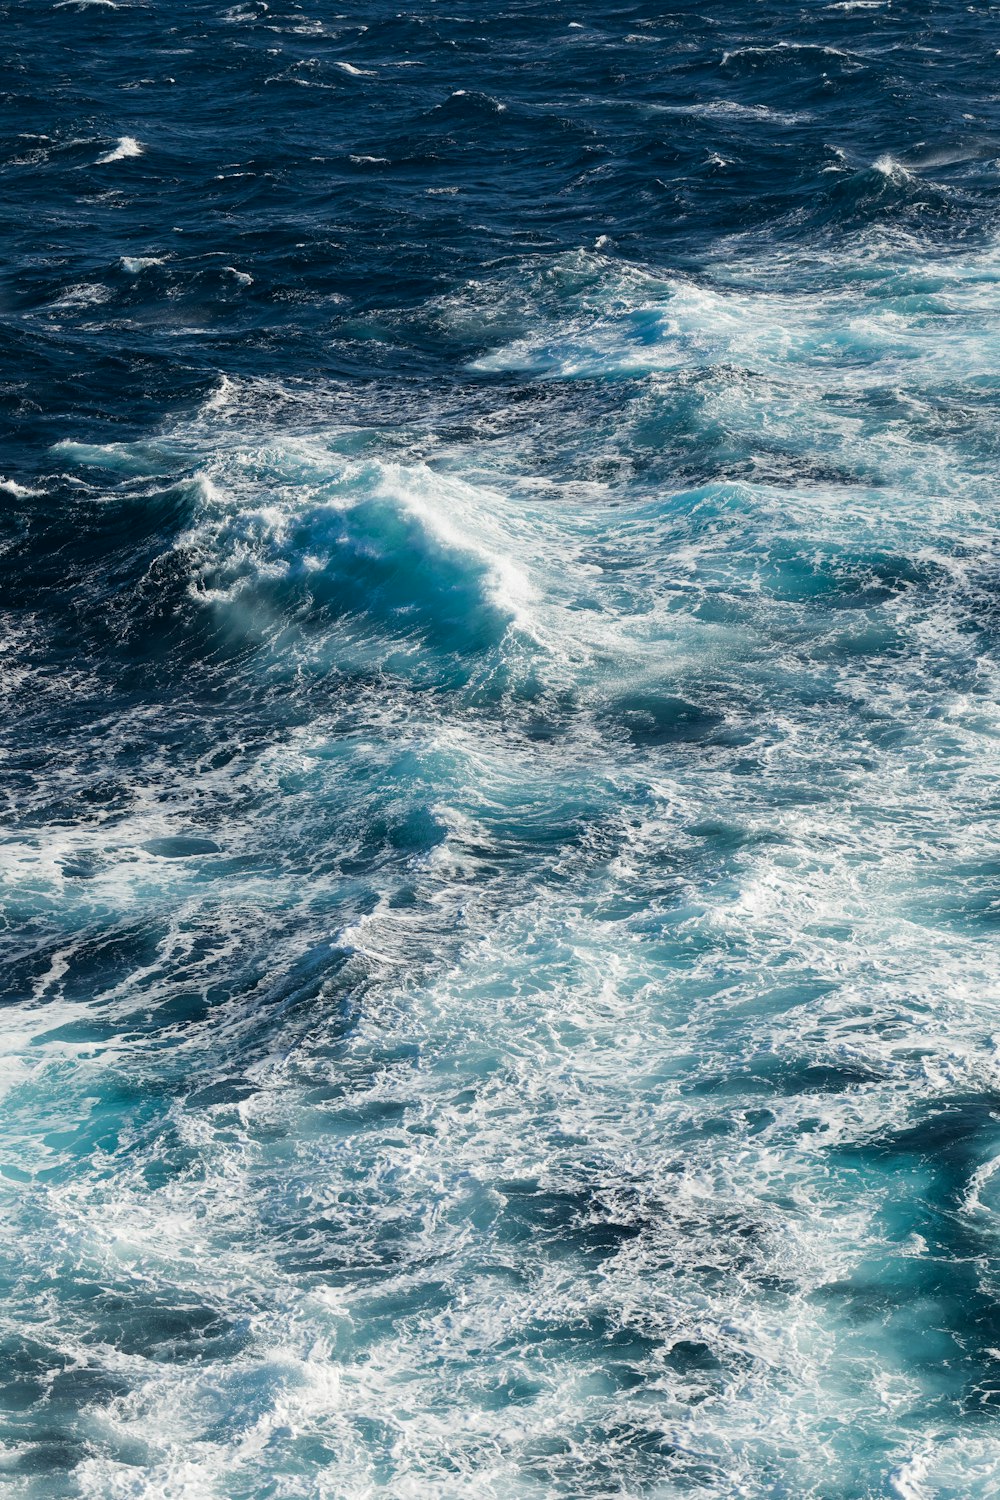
[0,477,42,498]
[120,254,166,273]
[96,135,144,163]
[11,241,1000,1496]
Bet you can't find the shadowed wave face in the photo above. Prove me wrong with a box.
[4,2,1000,1496]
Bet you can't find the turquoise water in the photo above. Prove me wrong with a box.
[5,2,1000,1494]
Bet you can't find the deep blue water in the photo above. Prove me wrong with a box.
[4,1,1000,1495]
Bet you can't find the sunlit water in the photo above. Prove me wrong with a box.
[3,3,1000,1496]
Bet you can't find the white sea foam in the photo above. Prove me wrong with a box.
[722,41,860,64]
[173,442,543,652]
[650,98,811,126]
[49,281,113,308]
[15,234,1000,1497]
[96,135,144,164]
[120,254,166,273]
[199,373,237,415]
[873,152,913,179]
[0,476,42,498]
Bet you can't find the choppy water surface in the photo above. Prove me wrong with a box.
[4,2,1000,1495]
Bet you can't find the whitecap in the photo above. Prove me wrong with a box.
[722,41,860,65]
[0,477,42,498]
[119,254,165,273]
[96,135,144,164]
[50,282,113,309]
[200,373,237,415]
[873,153,914,180]
[650,99,811,126]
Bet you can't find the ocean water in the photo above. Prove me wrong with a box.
[3,1,1000,1495]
